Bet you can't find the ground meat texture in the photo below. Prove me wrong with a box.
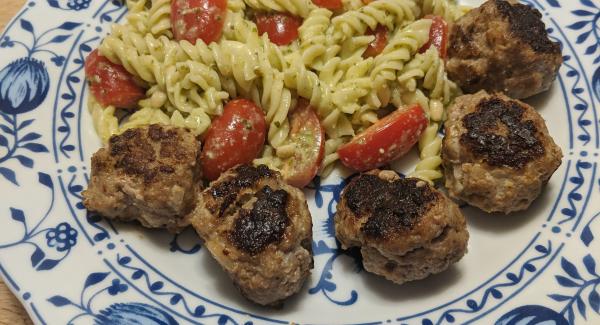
[345,175,437,239]
[188,165,313,306]
[446,0,562,99]
[207,164,275,217]
[229,186,289,255]
[82,124,202,232]
[335,170,469,285]
[442,91,563,214]
[461,97,544,168]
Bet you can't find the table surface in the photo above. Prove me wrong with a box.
[0,2,34,324]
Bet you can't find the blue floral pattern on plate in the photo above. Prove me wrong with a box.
[0,16,81,185]
[0,0,599,324]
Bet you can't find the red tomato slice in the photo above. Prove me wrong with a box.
[281,99,325,188]
[84,49,145,109]
[363,25,388,58]
[255,13,302,46]
[171,0,227,44]
[201,99,267,181]
[419,15,448,58]
[337,104,427,171]
[312,0,342,10]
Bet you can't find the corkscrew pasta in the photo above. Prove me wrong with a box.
[88,0,466,182]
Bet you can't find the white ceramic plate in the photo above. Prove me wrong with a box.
[0,0,599,324]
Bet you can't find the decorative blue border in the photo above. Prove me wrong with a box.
[0,0,598,324]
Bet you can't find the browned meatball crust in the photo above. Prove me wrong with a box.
[446,0,562,99]
[442,91,562,214]
[83,124,201,232]
[335,170,469,285]
[189,164,313,306]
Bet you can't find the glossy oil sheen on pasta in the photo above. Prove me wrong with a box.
[89,0,467,182]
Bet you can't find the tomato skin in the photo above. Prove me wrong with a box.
[255,13,302,46]
[171,0,227,44]
[363,25,388,58]
[84,49,145,109]
[312,0,342,10]
[419,15,448,58]
[201,99,267,181]
[281,99,325,188]
[337,104,427,171]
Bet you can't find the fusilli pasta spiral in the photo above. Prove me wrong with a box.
[417,0,468,23]
[331,0,420,40]
[243,0,316,17]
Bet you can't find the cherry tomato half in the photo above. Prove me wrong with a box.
[255,13,302,46]
[84,49,145,109]
[171,0,227,44]
[201,99,267,181]
[363,25,388,58]
[337,104,427,171]
[419,15,448,58]
[312,0,342,10]
[280,99,325,188]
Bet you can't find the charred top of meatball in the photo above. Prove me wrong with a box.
[494,0,559,54]
[345,174,438,240]
[229,185,290,255]
[460,96,545,168]
[207,164,276,217]
[101,124,198,184]
[205,164,294,256]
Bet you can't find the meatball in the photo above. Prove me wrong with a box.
[189,164,313,306]
[442,91,562,214]
[83,124,202,232]
[446,0,562,99]
[335,170,468,285]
